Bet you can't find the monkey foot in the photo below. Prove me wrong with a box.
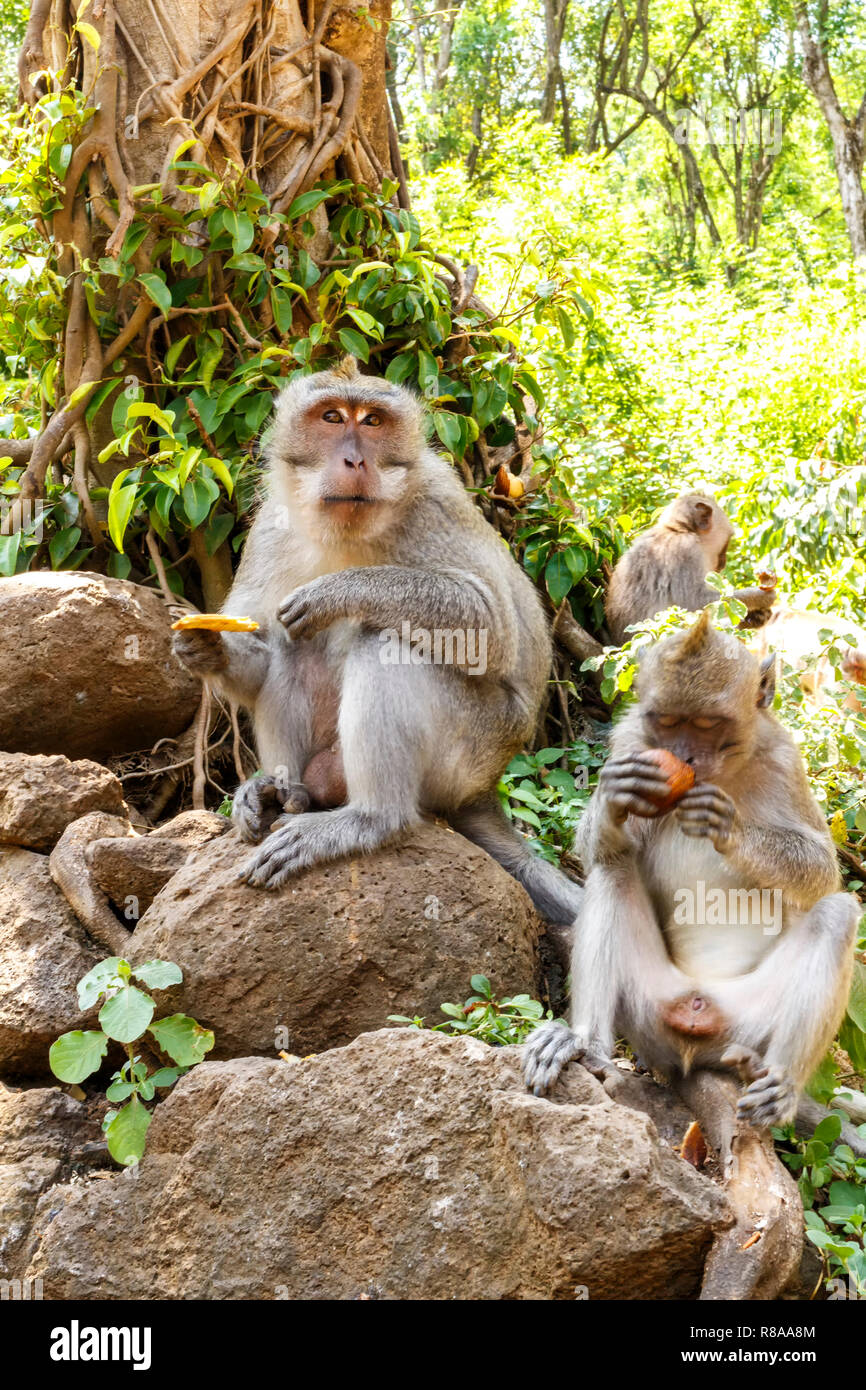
[522,1022,609,1097]
[736,1065,797,1129]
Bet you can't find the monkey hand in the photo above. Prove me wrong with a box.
[172,627,228,677]
[599,753,675,823]
[675,784,737,852]
[278,575,349,640]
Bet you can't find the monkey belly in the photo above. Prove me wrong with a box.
[646,830,781,980]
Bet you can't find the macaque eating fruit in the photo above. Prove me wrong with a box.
[524,611,859,1131]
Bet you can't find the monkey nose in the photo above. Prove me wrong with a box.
[343,457,365,471]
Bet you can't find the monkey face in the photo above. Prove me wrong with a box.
[641,710,738,782]
[278,393,420,541]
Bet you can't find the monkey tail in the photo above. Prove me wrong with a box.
[450,796,584,928]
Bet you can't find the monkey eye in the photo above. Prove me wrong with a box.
[362,412,382,427]
[654,714,680,729]
[693,717,720,731]
[322,409,343,424]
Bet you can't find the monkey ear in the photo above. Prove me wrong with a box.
[757,652,777,708]
[692,501,713,533]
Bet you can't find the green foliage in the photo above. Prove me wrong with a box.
[777,1112,866,1296]
[49,957,214,1167]
[389,974,558,1045]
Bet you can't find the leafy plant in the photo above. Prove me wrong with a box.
[49,956,214,1167]
[389,973,558,1045]
[777,1112,866,1297]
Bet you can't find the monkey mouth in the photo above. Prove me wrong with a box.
[322,495,378,504]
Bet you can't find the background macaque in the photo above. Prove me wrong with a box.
[605,493,775,644]
[754,606,866,715]
[174,358,583,922]
[524,612,859,1130]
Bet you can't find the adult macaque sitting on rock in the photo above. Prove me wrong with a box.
[173,357,583,924]
[524,611,859,1134]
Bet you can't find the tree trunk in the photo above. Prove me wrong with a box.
[541,0,570,127]
[14,0,399,586]
[795,2,866,260]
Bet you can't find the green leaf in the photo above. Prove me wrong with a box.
[148,1013,215,1066]
[345,307,382,339]
[338,327,369,361]
[287,188,333,221]
[181,478,214,528]
[49,1030,108,1084]
[75,20,100,50]
[545,553,573,606]
[828,1180,866,1208]
[77,958,128,1010]
[205,511,235,555]
[165,335,190,377]
[847,959,866,1031]
[222,209,254,254]
[0,532,22,577]
[67,378,99,408]
[107,551,132,580]
[149,1067,181,1088]
[813,1114,843,1144]
[104,1097,152,1166]
[107,476,139,553]
[126,401,175,434]
[98,985,155,1044]
[49,526,82,569]
[138,272,172,317]
[132,959,183,990]
[226,252,266,274]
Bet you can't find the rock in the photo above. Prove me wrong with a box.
[0,752,128,852]
[25,1031,729,1300]
[0,848,101,1075]
[0,1086,104,1280]
[49,813,136,958]
[130,824,542,1058]
[90,810,229,918]
[0,571,201,760]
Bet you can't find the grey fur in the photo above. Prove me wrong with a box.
[524,619,859,1131]
[605,492,773,643]
[173,364,583,922]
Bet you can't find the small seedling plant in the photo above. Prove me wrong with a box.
[390,974,558,1045]
[49,957,215,1167]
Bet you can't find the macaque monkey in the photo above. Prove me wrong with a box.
[754,607,866,716]
[524,612,859,1129]
[605,493,775,644]
[173,357,583,921]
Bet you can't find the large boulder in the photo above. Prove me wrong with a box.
[0,752,128,852]
[0,571,201,759]
[0,848,101,1075]
[0,1086,103,1281]
[25,1031,729,1300]
[130,825,543,1058]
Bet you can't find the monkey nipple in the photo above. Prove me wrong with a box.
[660,992,728,1039]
